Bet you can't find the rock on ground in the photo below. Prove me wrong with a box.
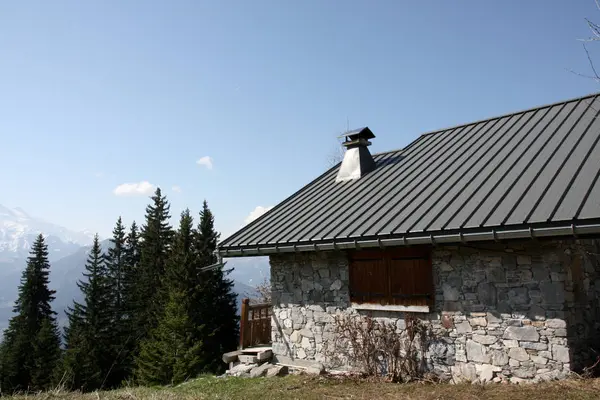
[266,365,289,377]
[249,363,273,378]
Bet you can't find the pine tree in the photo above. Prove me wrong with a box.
[135,290,202,386]
[0,316,28,392]
[113,221,141,383]
[135,210,203,385]
[31,319,61,390]
[123,221,141,310]
[0,234,61,392]
[61,304,101,391]
[107,217,127,322]
[165,209,194,292]
[135,188,174,341]
[104,217,131,387]
[193,201,238,373]
[62,235,112,391]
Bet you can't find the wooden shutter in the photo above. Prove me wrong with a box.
[349,255,388,304]
[349,247,432,307]
[389,256,433,307]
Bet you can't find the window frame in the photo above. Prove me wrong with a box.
[347,246,433,313]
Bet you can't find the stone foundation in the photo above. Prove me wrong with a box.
[270,239,600,383]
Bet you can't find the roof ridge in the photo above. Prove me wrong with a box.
[371,91,600,157]
[420,91,600,138]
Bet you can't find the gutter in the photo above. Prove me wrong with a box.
[218,222,600,257]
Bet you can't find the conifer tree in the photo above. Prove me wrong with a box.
[193,201,238,373]
[114,221,142,382]
[31,319,61,390]
[0,316,28,392]
[104,217,131,386]
[165,209,194,291]
[123,221,141,309]
[62,235,112,391]
[61,302,100,391]
[135,210,201,385]
[122,221,141,335]
[135,188,174,340]
[107,217,127,322]
[0,234,61,392]
[135,290,202,386]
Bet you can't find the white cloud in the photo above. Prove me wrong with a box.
[196,156,213,170]
[113,181,156,196]
[172,185,182,193]
[244,205,274,225]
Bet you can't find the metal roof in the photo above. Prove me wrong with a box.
[219,93,600,256]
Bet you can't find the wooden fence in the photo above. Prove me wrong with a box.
[239,298,272,349]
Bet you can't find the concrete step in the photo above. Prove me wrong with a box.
[257,349,273,361]
[222,350,242,364]
[238,354,258,364]
[240,346,272,354]
[238,349,272,364]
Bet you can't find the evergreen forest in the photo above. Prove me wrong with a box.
[0,188,239,393]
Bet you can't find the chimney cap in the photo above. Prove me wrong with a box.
[335,126,377,182]
[338,127,375,142]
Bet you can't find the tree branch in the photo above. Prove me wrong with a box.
[565,68,600,82]
[583,42,600,81]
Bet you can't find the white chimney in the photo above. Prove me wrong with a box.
[335,127,376,182]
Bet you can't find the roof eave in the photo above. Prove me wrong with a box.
[217,221,600,257]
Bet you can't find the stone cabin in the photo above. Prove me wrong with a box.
[219,92,600,383]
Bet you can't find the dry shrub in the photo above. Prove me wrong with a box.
[324,312,430,382]
[582,355,600,378]
[248,277,271,305]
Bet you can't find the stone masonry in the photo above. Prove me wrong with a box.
[270,239,600,383]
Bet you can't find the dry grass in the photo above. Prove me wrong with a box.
[5,375,600,400]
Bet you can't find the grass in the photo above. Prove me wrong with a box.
[5,375,600,400]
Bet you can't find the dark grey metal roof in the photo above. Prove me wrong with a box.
[220,93,600,256]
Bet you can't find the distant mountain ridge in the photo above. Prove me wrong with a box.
[0,204,269,335]
[0,204,95,262]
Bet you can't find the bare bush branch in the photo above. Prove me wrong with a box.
[583,42,600,81]
[571,7,600,84]
[565,68,600,82]
[327,141,345,167]
[323,313,432,382]
[249,277,271,305]
[586,18,600,39]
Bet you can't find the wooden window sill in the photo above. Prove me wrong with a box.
[351,303,430,313]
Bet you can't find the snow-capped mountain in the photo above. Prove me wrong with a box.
[0,204,96,262]
[0,203,268,336]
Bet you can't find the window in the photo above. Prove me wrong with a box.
[348,247,433,312]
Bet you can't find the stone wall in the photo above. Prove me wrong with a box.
[269,239,600,383]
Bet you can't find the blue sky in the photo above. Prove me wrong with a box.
[1,0,599,239]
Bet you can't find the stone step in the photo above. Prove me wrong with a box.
[238,349,273,364]
[222,350,242,364]
[238,354,258,364]
[240,346,272,354]
[257,349,273,361]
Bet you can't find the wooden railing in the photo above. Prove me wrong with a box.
[239,298,272,349]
